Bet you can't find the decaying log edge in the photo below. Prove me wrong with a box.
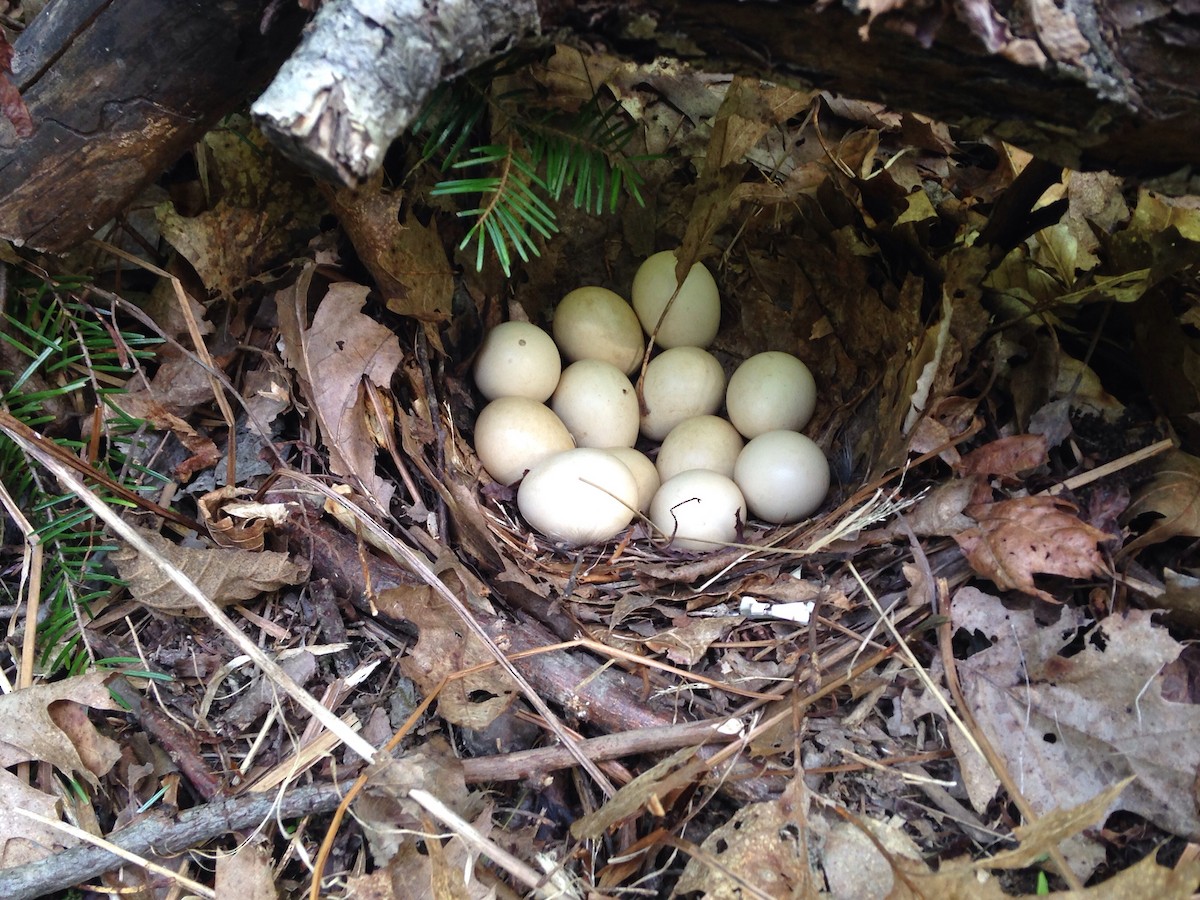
[253,0,1200,190]
[251,0,541,184]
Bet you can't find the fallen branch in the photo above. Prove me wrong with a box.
[0,782,346,900]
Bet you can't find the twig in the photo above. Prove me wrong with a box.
[1039,437,1174,497]
[461,720,740,783]
[0,783,346,900]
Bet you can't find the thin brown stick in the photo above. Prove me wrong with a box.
[461,719,740,783]
[0,782,347,900]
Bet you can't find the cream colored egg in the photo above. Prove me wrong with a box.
[639,347,726,441]
[549,359,640,449]
[733,430,829,524]
[631,251,721,349]
[473,321,561,402]
[726,351,817,438]
[604,447,660,513]
[552,287,645,375]
[650,469,746,552]
[474,397,574,486]
[656,415,744,482]
[518,449,640,545]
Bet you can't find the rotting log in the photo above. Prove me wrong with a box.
[0,0,307,252]
[5,0,1198,254]
[253,0,1200,189]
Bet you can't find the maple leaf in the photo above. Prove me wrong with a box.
[1122,450,1200,558]
[954,496,1110,602]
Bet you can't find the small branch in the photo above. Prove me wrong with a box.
[0,783,347,900]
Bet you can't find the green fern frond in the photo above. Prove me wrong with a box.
[431,144,560,276]
[414,63,651,275]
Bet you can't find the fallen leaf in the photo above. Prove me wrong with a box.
[645,616,741,666]
[952,594,1200,844]
[0,673,122,866]
[382,582,517,730]
[111,526,310,615]
[958,434,1049,478]
[324,174,454,349]
[277,268,403,508]
[1122,450,1200,557]
[674,781,814,898]
[214,838,277,900]
[0,673,120,782]
[955,496,1110,602]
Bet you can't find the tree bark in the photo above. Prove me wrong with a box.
[0,0,307,252]
[254,0,1200,189]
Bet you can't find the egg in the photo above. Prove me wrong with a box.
[649,469,746,552]
[550,359,640,448]
[552,287,645,375]
[518,449,640,545]
[733,430,829,524]
[656,415,744,482]
[639,347,726,441]
[473,397,574,485]
[604,447,660,513]
[631,251,721,349]
[725,351,817,438]
[473,321,561,402]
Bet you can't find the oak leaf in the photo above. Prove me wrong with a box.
[955,496,1109,602]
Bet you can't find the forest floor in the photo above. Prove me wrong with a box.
[3,40,1200,900]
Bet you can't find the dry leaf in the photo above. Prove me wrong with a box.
[381,582,517,730]
[957,434,1049,478]
[954,496,1110,602]
[0,673,121,866]
[277,268,403,507]
[353,740,477,866]
[0,673,120,782]
[215,838,278,900]
[952,593,1200,842]
[673,781,814,898]
[111,526,309,615]
[0,771,72,867]
[156,121,324,296]
[645,616,742,666]
[1123,450,1200,557]
[324,174,454,350]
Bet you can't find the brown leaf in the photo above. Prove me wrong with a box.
[645,616,742,666]
[324,175,454,348]
[381,582,517,730]
[111,527,309,615]
[952,596,1200,843]
[215,839,278,900]
[0,673,120,783]
[155,122,325,296]
[1123,450,1200,557]
[0,772,72,867]
[955,497,1109,602]
[957,434,1048,478]
[277,271,403,507]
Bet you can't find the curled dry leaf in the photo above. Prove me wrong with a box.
[954,496,1110,602]
[111,526,310,615]
[0,673,122,867]
[277,267,403,508]
[1122,450,1200,558]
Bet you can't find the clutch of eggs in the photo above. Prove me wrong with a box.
[470,251,829,548]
